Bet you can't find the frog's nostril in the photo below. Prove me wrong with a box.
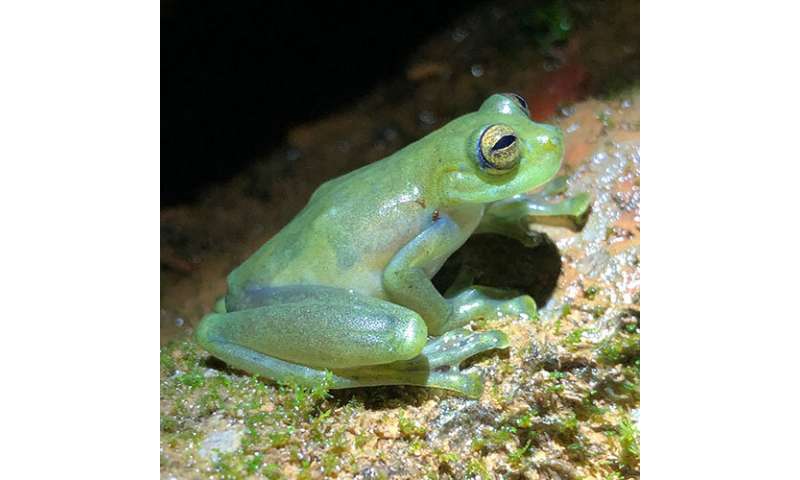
[545,127,563,146]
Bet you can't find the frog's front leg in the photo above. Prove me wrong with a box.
[383,214,536,335]
[477,176,591,246]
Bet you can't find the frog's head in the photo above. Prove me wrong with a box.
[436,93,563,206]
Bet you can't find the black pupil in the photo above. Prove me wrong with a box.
[512,94,528,110]
[492,135,516,151]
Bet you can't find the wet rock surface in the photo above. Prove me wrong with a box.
[161,1,639,478]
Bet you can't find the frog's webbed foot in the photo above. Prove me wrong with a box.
[422,328,509,369]
[478,175,591,245]
[525,191,592,229]
[347,328,509,398]
[415,328,509,397]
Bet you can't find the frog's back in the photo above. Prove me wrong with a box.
[228,154,437,300]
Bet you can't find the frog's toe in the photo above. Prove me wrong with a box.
[523,190,592,229]
[417,370,484,398]
[567,192,592,226]
[425,329,509,369]
[498,294,538,321]
[454,371,483,399]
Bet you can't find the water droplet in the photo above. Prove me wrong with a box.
[470,64,484,77]
[286,148,301,162]
[418,110,436,126]
[382,127,398,142]
[451,28,468,42]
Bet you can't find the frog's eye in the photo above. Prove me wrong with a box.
[478,124,521,175]
[503,92,530,117]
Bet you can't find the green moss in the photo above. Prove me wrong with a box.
[408,438,424,455]
[576,389,607,419]
[161,426,198,449]
[473,424,522,459]
[564,327,587,349]
[559,412,579,438]
[515,407,539,429]
[566,437,588,461]
[328,428,349,455]
[618,416,640,469]
[433,448,459,465]
[262,463,282,480]
[160,350,177,375]
[277,372,333,423]
[488,425,517,445]
[296,460,313,480]
[244,453,264,475]
[596,330,639,366]
[398,413,427,438]
[584,286,599,299]
[175,370,205,388]
[354,433,369,448]
[508,439,533,467]
[161,416,178,433]
[267,429,292,449]
[466,458,491,480]
[545,370,567,394]
[213,451,258,479]
[321,451,339,474]
[554,303,573,334]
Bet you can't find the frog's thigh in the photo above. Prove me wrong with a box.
[196,285,427,380]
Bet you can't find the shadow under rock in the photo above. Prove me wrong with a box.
[432,233,562,307]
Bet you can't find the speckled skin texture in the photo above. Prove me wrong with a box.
[196,94,589,397]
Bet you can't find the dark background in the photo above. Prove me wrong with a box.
[162,0,484,205]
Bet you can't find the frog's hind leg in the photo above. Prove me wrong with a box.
[196,285,506,397]
[197,285,426,380]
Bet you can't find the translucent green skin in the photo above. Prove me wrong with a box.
[196,94,590,397]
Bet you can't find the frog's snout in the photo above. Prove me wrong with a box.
[529,125,563,156]
[544,125,563,148]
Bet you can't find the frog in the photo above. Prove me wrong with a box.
[196,93,590,398]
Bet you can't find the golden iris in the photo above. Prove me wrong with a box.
[479,124,520,174]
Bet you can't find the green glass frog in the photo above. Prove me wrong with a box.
[196,93,589,398]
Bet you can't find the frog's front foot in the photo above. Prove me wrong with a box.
[527,191,592,230]
[435,286,537,334]
[478,176,592,244]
